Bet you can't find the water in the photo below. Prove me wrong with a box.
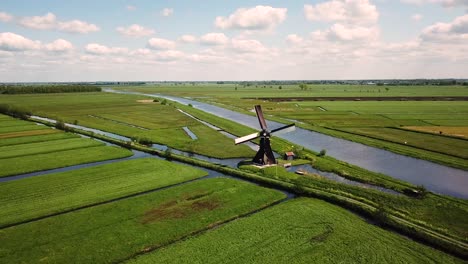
[287,164,399,195]
[182,126,198,140]
[104,89,468,199]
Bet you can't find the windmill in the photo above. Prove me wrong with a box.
[234,105,295,165]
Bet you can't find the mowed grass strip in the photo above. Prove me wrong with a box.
[129,198,462,264]
[0,124,47,133]
[0,178,286,263]
[0,137,104,159]
[404,126,468,139]
[0,131,76,146]
[0,158,207,227]
[339,127,468,159]
[0,145,132,177]
[0,128,61,139]
[0,120,38,127]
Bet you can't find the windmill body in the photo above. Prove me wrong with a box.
[235,105,295,165]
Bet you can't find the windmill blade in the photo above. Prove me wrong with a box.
[235,132,260,145]
[254,105,268,130]
[270,123,296,135]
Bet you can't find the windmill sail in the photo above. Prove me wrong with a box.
[271,123,296,135]
[255,105,268,130]
[235,132,259,145]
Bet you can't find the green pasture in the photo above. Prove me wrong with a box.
[248,164,468,240]
[0,178,285,263]
[0,123,47,133]
[0,119,38,127]
[0,93,254,158]
[0,158,207,227]
[0,116,134,177]
[0,137,104,159]
[128,198,462,264]
[337,127,468,159]
[0,132,76,147]
[116,83,468,98]
[0,146,132,177]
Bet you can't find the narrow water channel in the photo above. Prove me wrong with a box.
[104,89,468,199]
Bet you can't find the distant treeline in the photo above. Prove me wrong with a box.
[0,85,101,94]
[232,79,468,86]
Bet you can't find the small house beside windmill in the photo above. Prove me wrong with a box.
[234,105,295,166]
[284,151,295,161]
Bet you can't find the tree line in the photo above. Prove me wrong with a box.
[0,84,101,94]
[0,104,32,120]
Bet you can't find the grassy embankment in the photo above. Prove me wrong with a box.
[128,198,462,264]
[0,178,286,263]
[0,92,254,158]
[0,114,132,177]
[0,158,207,228]
[119,84,468,170]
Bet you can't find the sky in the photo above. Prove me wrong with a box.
[0,0,467,81]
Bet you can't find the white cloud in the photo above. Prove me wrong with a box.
[0,12,13,22]
[44,39,73,52]
[401,0,468,7]
[179,34,197,43]
[117,24,155,37]
[130,48,152,56]
[126,5,137,11]
[19,12,56,30]
[286,34,304,45]
[57,20,99,34]
[0,32,41,51]
[18,12,99,33]
[231,38,268,53]
[215,5,287,31]
[328,23,379,41]
[85,43,128,55]
[200,33,229,45]
[412,14,423,21]
[304,0,378,25]
[421,14,468,42]
[147,38,176,50]
[161,8,174,17]
[155,50,184,61]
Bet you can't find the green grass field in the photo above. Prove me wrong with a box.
[0,178,286,263]
[0,132,76,147]
[117,83,468,98]
[0,137,104,159]
[0,158,207,227]
[128,198,462,264]
[247,164,468,240]
[0,93,254,158]
[0,115,133,177]
[0,146,132,177]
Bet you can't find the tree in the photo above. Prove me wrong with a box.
[55,120,67,131]
[164,147,172,160]
[318,149,326,157]
[299,83,308,91]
